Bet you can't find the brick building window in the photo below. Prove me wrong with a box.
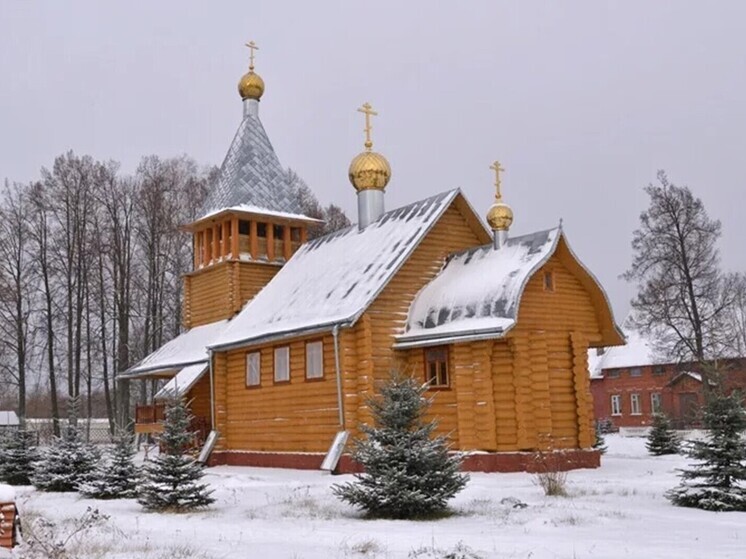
[246,351,261,387]
[424,347,449,387]
[653,365,665,376]
[607,369,620,379]
[611,394,622,416]
[630,393,642,415]
[630,367,642,377]
[651,392,662,414]
[274,346,290,383]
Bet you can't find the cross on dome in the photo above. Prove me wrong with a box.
[245,40,259,70]
[357,102,378,151]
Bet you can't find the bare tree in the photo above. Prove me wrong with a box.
[0,181,37,423]
[726,273,746,356]
[623,171,735,385]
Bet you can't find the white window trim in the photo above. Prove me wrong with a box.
[246,351,261,387]
[611,394,622,416]
[305,341,324,379]
[630,393,642,415]
[651,392,662,414]
[274,346,290,383]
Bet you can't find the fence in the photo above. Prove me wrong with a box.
[24,418,113,445]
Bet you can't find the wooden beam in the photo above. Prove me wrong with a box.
[223,219,231,258]
[267,222,275,261]
[231,217,239,258]
[250,220,258,259]
[283,224,292,260]
[213,224,220,262]
[193,233,199,268]
[300,227,308,244]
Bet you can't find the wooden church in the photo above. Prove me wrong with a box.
[119,43,624,472]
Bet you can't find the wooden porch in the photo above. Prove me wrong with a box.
[134,403,210,448]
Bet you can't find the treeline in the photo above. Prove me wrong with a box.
[0,152,349,435]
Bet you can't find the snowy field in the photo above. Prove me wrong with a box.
[8,435,746,559]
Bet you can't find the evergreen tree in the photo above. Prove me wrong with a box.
[137,399,214,512]
[79,431,140,499]
[31,423,100,492]
[593,422,608,455]
[646,413,681,455]
[332,374,469,519]
[667,392,746,511]
[0,429,38,485]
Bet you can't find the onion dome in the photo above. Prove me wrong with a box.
[348,102,391,192]
[238,40,265,101]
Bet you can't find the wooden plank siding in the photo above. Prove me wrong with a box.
[187,374,212,429]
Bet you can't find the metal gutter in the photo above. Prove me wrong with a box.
[332,324,345,428]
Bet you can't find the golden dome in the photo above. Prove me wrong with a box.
[238,70,265,100]
[487,202,514,231]
[348,150,391,191]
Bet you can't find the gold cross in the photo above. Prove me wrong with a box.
[490,160,506,201]
[357,102,378,150]
[245,40,259,70]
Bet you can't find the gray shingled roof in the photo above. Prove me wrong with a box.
[210,190,461,350]
[200,108,304,218]
[395,228,561,348]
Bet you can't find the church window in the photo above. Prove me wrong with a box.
[630,393,641,415]
[611,394,622,415]
[274,224,284,238]
[246,352,261,387]
[305,341,324,379]
[257,223,267,238]
[239,220,250,235]
[274,346,290,383]
[543,271,555,292]
[424,347,449,387]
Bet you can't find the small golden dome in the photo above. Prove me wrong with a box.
[487,202,514,231]
[238,70,265,101]
[348,151,391,191]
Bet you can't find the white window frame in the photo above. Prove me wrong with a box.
[274,346,290,383]
[630,393,642,415]
[246,351,261,387]
[630,367,643,377]
[305,341,324,379]
[651,392,662,414]
[611,394,622,416]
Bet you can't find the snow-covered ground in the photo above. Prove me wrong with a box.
[10,435,746,558]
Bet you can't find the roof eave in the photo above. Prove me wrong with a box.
[393,323,514,350]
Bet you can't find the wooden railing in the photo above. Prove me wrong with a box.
[134,403,209,448]
[135,403,166,424]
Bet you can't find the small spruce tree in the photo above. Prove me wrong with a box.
[0,429,38,485]
[79,430,140,499]
[646,413,681,455]
[666,392,746,511]
[332,373,469,519]
[31,423,100,492]
[593,422,608,455]
[137,399,214,512]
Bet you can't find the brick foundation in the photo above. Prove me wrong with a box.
[209,449,600,473]
[0,502,16,550]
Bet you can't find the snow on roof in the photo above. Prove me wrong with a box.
[199,108,305,219]
[123,320,229,376]
[210,190,460,350]
[0,411,19,426]
[594,327,655,372]
[154,363,208,400]
[395,228,560,348]
[0,483,15,503]
[198,203,322,224]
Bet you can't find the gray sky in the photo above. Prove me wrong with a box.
[2,0,745,320]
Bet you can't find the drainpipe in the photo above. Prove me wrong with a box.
[208,349,216,430]
[332,325,345,428]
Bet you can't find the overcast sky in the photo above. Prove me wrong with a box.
[2,1,745,320]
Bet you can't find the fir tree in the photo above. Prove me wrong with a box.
[646,413,681,455]
[137,399,214,512]
[79,430,140,499]
[332,373,469,519]
[667,392,746,511]
[593,422,608,455]
[31,423,100,492]
[0,429,38,485]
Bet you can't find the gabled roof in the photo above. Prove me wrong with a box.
[155,363,209,400]
[199,109,306,219]
[396,228,625,349]
[395,228,560,348]
[121,320,229,377]
[210,190,463,350]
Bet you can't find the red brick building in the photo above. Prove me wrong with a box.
[589,329,746,429]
